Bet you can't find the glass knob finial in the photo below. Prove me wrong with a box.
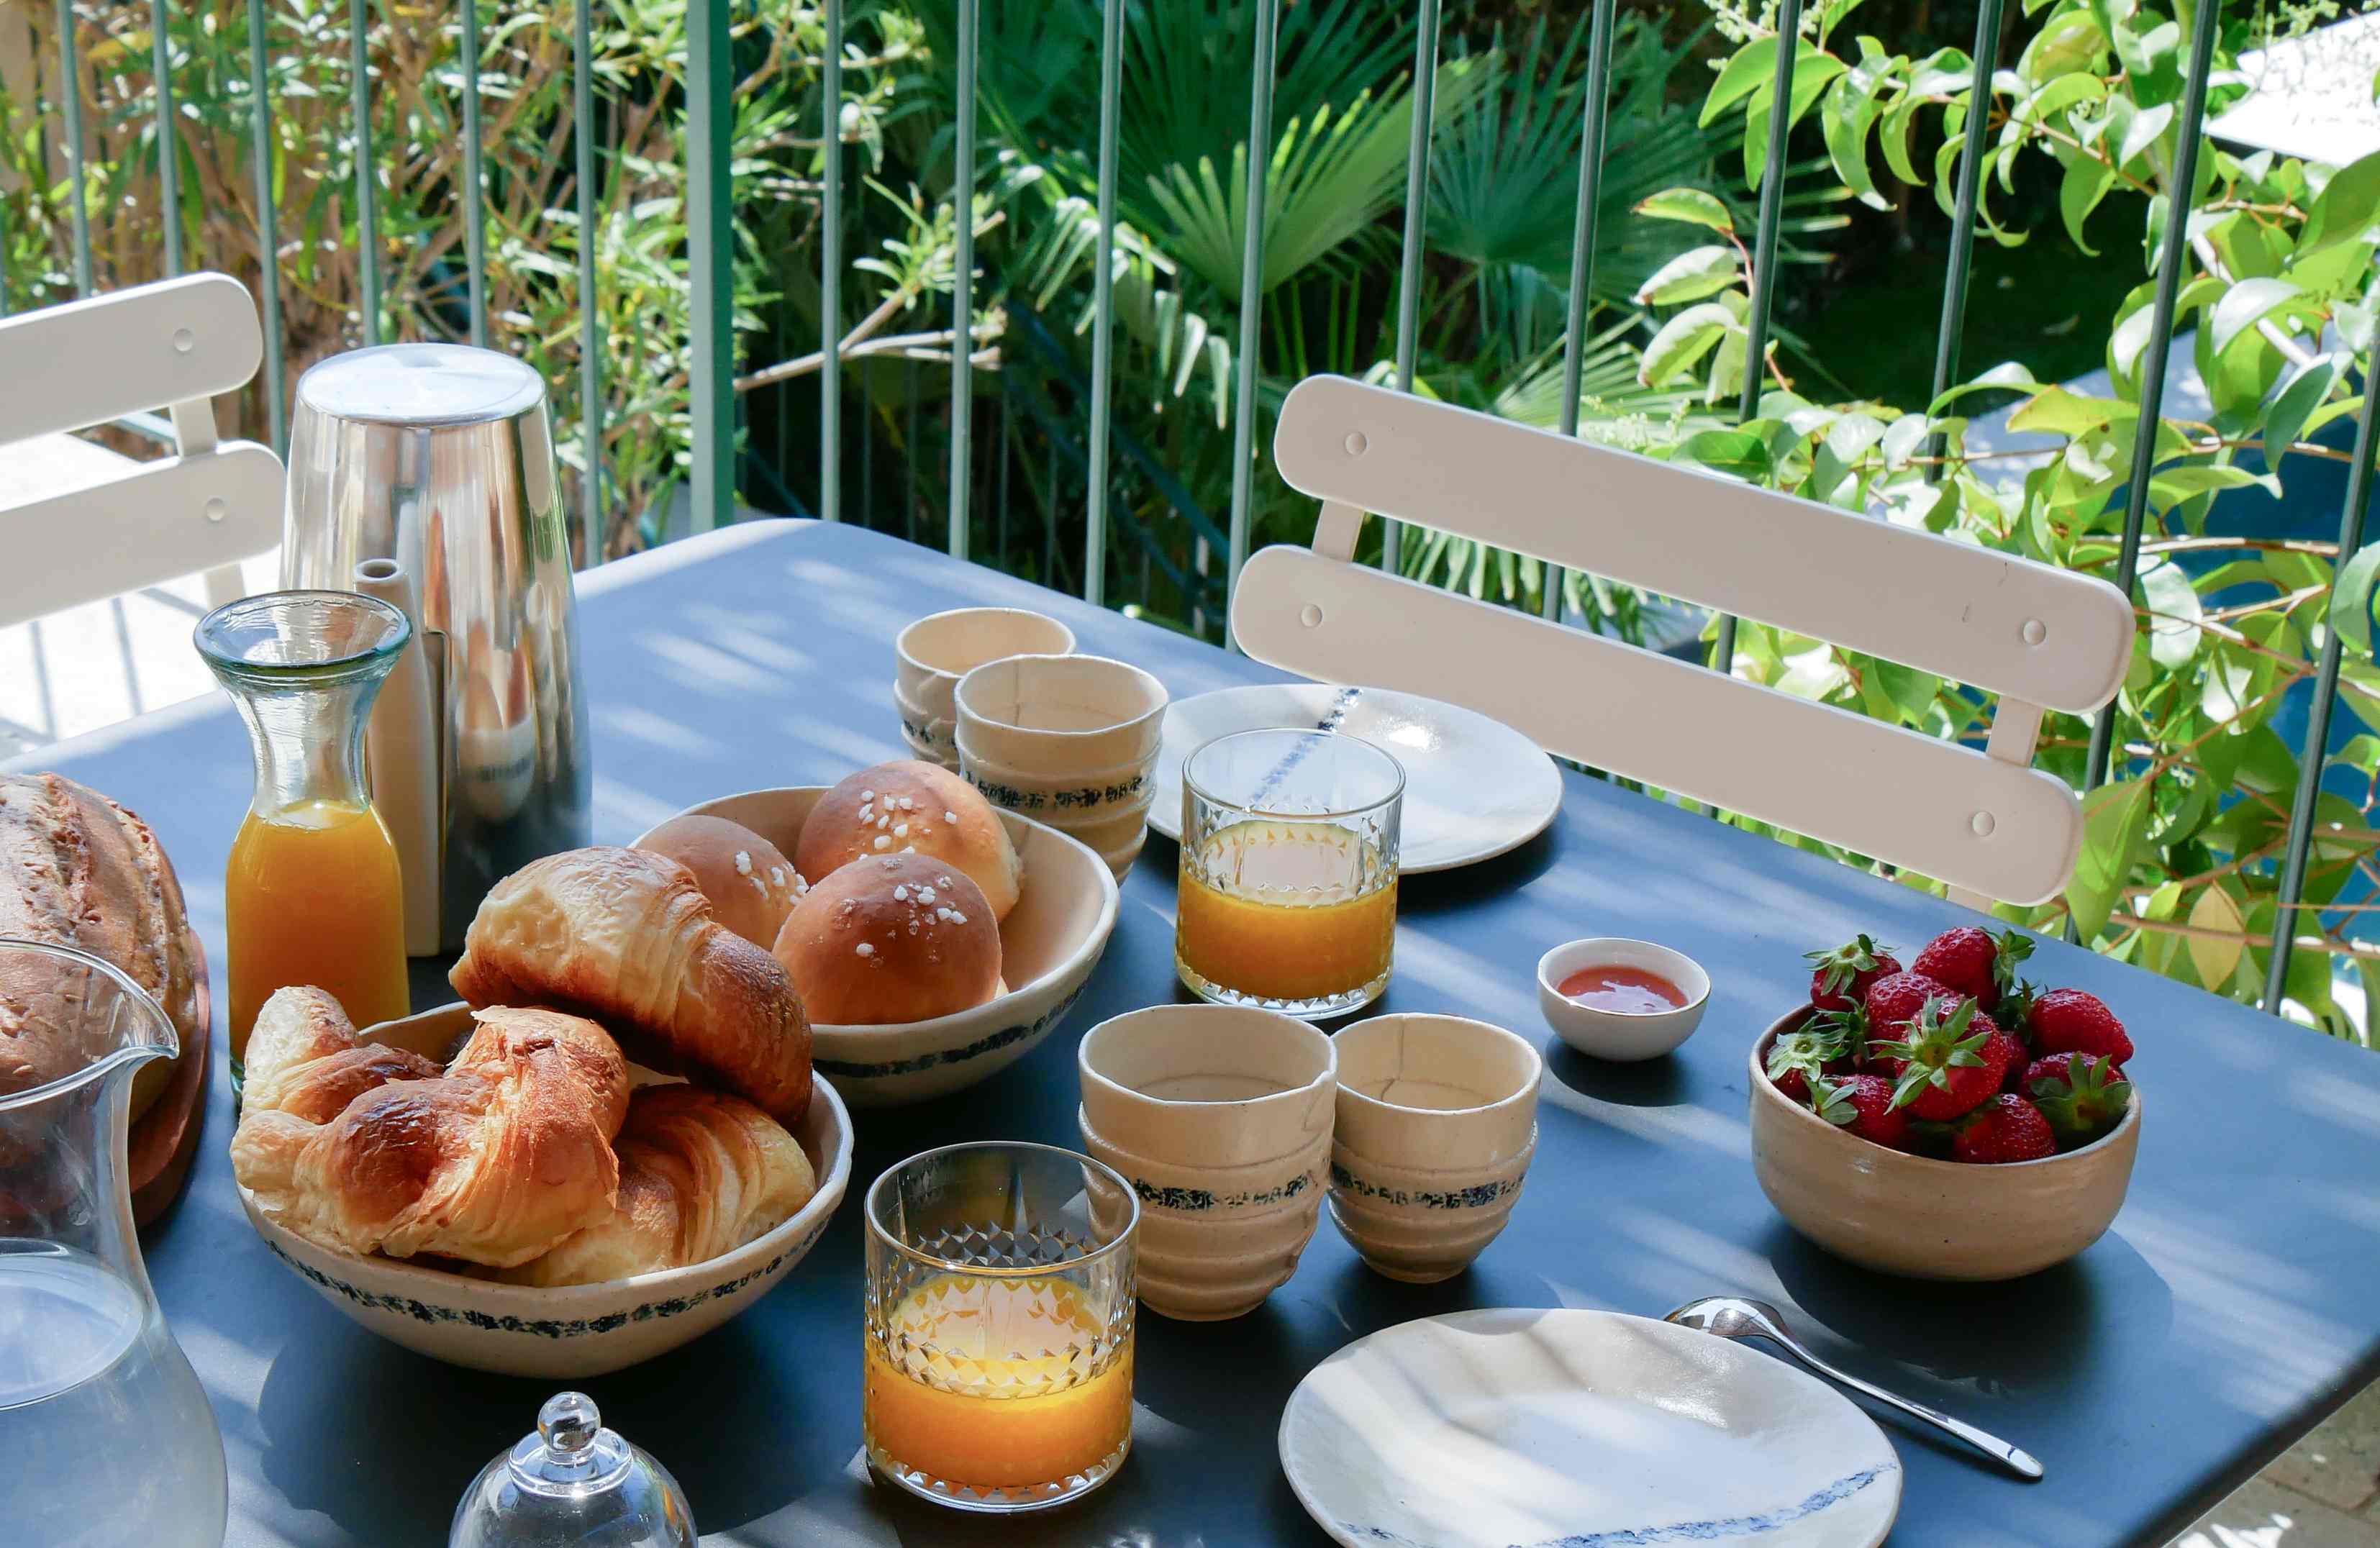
[539,1393,601,1455]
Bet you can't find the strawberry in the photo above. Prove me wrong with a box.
[1863,971,1956,1037]
[2025,1052,2132,1148]
[2027,988,2133,1065]
[1804,934,1902,1014]
[1873,997,2011,1120]
[1950,1094,2056,1164]
[1910,926,2033,1011]
[1986,1026,2032,1093]
[1810,1073,1911,1152]
[1766,1031,1832,1102]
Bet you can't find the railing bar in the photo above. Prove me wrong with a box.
[571,0,605,560]
[150,0,183,278]
[997,382,1012,564]
[55,0,93,297]
[245,0,286,454]
[351,0,380,344]
[460,0,488,348]
[686,0,733,532]
[2078,0,2221,803]
[1083,0,1124,605]
[2263,368,2380,1013]
[1925,0,2007,466]
[1541,0,1618,622]
[819,0,843,522]
[1225,0,1282,640]
[1709,0,1804,676]
[946,0,979,561]
[906,359,920,542]
[1380,0,1443,578]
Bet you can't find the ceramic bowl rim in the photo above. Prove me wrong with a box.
[953,652,1171,742]
[1078,1003,1338,1118]
[640,787,1120,1041]
[1535,937,1712,1016]
[1335,1013,1543,1119]
[895,606,1078,683]
[237,1073,855,1308]
[1751,1009,2140,1173]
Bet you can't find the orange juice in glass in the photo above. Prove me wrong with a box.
[197,591,414,1061]
[1176,729,1404,1019]
[864,1143,1138,1512]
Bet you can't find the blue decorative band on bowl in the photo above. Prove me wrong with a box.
[1130,1169,1315,1214]
[1329,1163,1520,1211]
[814,990,1082,1080]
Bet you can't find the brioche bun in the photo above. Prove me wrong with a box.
[635,815,808,948]
[771,854,1000,1025]
[795,760,1023,920]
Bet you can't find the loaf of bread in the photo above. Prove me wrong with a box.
[449,847,814,1122]
[771,852,1001,1024]
[233,991,631,1268]
[794,761,1023,921]
[0,772,201,1122]
[635,814,808,949]
[501,1083,817,1286]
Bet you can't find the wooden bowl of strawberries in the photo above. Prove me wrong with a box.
[1749,926,2141,1282]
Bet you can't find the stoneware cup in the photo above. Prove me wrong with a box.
[1328,1014,1543,1283]
[1535,937,1711,1062]
[1078,1003,1337,1320]
[957,654,1168,880]
[1750,1011,2141,1280]
[895,608,1077,769]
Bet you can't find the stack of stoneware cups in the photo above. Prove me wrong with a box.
[893,608,1077,770]
[953,652,1168,882]
[1078,1006,1545,1317]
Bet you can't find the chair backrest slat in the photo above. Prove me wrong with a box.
[0,275,263,447]
[0,445,283,627]
[1273,377,2130,714]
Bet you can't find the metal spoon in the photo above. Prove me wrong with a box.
[1664,1296,2044,1481]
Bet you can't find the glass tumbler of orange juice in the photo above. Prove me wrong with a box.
[196,591,414,1064]
[1176,728,1404,1019]
[863,1142,1139,1513]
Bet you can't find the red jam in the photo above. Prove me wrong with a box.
[1558,965,1687,1014]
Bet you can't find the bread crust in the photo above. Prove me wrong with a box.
[794,760,1023,921]
[771,853,1001,1025]
[450,847,814,1122]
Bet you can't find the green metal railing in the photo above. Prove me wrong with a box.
[25,0,2380,1016]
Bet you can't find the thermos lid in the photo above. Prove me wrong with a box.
[296,343,545,428]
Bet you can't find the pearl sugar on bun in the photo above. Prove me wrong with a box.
[635,814,809,949]
[771,853,1000,1025]
[794,760,1022,921]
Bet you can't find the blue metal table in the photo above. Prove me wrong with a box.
[28,520,2380,1546]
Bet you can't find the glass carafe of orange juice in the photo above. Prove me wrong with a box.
[197,591,414,1062]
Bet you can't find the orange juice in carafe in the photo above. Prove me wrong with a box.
[225,798,409,1059]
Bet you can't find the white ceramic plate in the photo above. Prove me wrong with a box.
[1148,685,1562,873]
[642,788,1119,1108]
[1279,1308,1901,1548]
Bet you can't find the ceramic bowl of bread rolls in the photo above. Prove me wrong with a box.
[639,759,1119,1106]
[230,840,853,1378]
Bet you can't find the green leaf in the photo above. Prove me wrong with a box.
[2266,358,2343,467]
[2187,884,2245,990]
[2067,778,2151,941]
[2209,277,2308,358]
[1638,302,1742,387]
[1702,37,1781,127]
[2140,559,2202,668]
[2301,149,2380,253]
[1822,66,1891,210]
[2009,385,2123,437]
[2017,9,2107,86]
[2148,463,2281,509]
[1634,187,1734,235]
[2117,101,2174,169]
[1881,91,1927,185]
[2059,155,2115,255]
[1880,413,1931,468]
[1676,429,1774,481]
[2331,544,2380,658]
[1632,245,1743,305]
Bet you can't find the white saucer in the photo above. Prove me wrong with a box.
[1278,1308,1901,1548]
[1148,685,1563,873]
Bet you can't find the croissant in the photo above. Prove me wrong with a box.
[232,991,630,1268]
[502,1083,818,1286]
[449,847,814,1123]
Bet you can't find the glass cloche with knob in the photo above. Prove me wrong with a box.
[449,1392,697,1547]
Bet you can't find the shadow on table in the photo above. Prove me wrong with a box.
[1540,1040,1695,1108]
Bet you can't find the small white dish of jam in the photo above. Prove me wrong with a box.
[1537,938,1709,1062]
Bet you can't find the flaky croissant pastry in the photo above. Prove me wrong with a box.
[502,1083,817,1286]
[232,988,630,1268]
[449,847,814,1123]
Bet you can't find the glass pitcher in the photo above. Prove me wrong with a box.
[196,590,414,1065]
[0,939,228,1545]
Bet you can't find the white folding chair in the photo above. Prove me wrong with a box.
[0,273,283,628]
[1232,376,2134,908]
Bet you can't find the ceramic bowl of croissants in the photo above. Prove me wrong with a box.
[637,758,1119,1107]
[230,822,855,1377]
